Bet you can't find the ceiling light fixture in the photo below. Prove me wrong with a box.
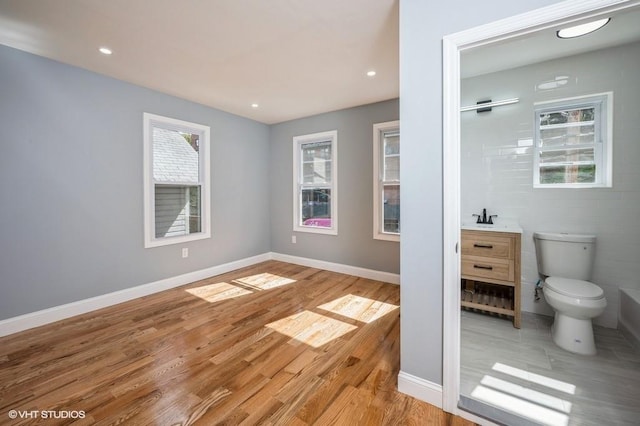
[537,76,570,91]
[460,98,520,112]
[366,70,376,77]
[99,47,113,55]
[557,18,610,39]
[251,103,259,108]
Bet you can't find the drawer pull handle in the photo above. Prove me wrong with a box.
[473,264,493,270]
[473,243,493,249]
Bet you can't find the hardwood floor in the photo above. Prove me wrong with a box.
[0,261,474,425]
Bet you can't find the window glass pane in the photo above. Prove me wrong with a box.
[384,156,400,181]
[188,186,201,234]
[384,134,400,155]
[539,125,595,147]
[539,107,594,126]
[302,141,331,160]
[301,188,331,227]
[539,165,596,184]
[539,148,594,165]
[302,142,332,184]
[383,184,400,233]
[383,133,400,182]
[302,161,331,184]
[155,185,201,238]
[153,128,200,183]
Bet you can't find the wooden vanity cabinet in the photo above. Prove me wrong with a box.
[461,229,521,328]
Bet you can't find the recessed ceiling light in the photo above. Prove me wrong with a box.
[251,103,259,108]
[367,70,376,77]
[99,47,113,55]
[557,18,610,39]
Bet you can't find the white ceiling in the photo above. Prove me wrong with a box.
[2,2,639,124]
[0,0,399,124]
[462,5,640,78]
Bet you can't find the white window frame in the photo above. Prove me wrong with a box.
[143,113,211,248]
[373,120,400,242]
[292,130,338,235]
[533,92,612,188]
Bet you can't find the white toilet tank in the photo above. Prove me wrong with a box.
[533,232,596,280]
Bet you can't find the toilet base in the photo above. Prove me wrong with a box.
[551,312,597,355]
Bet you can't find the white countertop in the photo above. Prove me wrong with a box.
[461,218,523,234]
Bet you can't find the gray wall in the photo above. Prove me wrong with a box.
[0,44,271,320]
[399,0,562,386]
[461,42,640,328]
[269,100,400,273]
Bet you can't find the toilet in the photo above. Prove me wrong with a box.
[533,232,607,355]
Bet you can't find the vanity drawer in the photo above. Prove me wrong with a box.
[462,256,514,282]
[461,231,514,259]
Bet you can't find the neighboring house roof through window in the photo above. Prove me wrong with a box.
[153,128,199,183]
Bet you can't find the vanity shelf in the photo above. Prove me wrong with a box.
[461,229,521,328]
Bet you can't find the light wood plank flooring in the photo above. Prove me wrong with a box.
[0,261,473,425]
[461,310,640,426]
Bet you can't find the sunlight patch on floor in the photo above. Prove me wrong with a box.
[492,362,576,395]
[317,294,399,323]
[186,273,296,303]
[471,385,569,426]
[480,375,572,414]
[232,273,297,290]
[266,310,357,348]
[186,282,252,303]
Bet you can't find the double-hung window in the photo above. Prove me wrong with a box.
[143,113,211,248]
[293,130,338,235]
[373,121,400,241]
[533,93,612,188]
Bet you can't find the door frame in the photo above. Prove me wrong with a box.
[441,0,639,419]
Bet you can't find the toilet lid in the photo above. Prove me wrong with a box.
[545,277,604,299]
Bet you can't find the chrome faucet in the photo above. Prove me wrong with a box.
[473,208,497,224]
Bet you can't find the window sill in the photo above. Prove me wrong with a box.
[294,225,338,236]
[533,183,612,189]
[144,231,211,248]
[374,232,400,242]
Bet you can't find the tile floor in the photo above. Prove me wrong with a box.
[460,310,640,426]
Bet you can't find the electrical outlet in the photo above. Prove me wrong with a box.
[182,248,189,258]
[291,235,296,244]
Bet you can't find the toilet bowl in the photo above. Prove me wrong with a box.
[543,277,606,355]
[533,232,607,355]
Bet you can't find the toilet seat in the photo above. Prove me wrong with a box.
[545,277,604,300]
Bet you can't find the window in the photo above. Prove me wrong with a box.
[293,130,338,235]
[143,113,211,248]
[373,121,400,241]
[533,93,612,188]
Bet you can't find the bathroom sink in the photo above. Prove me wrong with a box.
[461,220,523,234]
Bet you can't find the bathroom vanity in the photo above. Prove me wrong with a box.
[461,224,522,328]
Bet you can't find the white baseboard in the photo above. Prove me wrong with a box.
[270,252,400,285]
[398,372,500,425]
[397,371,443,408]
[0,252,400,337]
[0,253,271,337]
